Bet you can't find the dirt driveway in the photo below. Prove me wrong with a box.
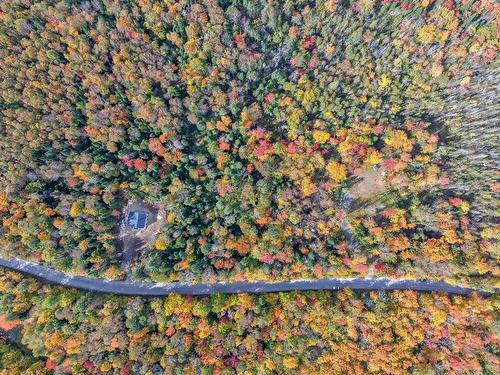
[119,202,164,278]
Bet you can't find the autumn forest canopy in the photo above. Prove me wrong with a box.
[1,0,498,287]
[0,0,499,373]
[0,269,498,374]
[1,0,498,289]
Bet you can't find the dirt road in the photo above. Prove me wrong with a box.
[0,257,492,296]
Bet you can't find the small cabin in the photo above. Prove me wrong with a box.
[127,211,149,230]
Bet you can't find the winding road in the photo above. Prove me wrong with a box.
[0,257,492,296]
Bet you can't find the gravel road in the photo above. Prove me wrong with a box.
[0,257,492,296]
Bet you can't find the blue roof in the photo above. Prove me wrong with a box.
[127,211,148,229]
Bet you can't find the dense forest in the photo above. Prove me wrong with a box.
[0,1,498,372]
[0,0,498,287]
[0,339,47,375]
[0,269,498,374]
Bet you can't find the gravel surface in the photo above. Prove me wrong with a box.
[0,257,492,296]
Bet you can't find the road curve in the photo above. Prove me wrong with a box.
[0,257,493,296]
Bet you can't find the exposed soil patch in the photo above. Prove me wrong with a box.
[350,168,386,200]
[119,201,164,278]
[346,168,389,216]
